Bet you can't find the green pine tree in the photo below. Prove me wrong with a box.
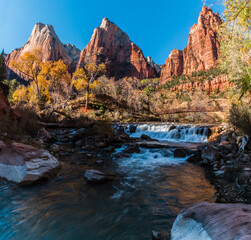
[0,49,7,82]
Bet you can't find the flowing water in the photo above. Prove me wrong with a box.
[119,122,210,142]
[0,123,215,240]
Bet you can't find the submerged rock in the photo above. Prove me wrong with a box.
[0,141,61,185]
[171,202,251,240]
[83,169,117,184]
[152,230,170,240]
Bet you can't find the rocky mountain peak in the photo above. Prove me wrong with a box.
[78,18,158,79]
[6,22,80,80]
[100,17,113,30]
[161,5,222,79]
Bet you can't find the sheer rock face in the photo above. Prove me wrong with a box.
[64,43,81,65]
[5,23,80,79]
[77,17,158,80]
[161,49,183,78]
[183,5,222,75]
[171,202,251,240]
[161,6,222,79]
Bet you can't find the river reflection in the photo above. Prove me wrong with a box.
[0,157,215,240]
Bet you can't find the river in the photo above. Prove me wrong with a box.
[0,123,216,240]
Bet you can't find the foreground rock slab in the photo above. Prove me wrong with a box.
[0,141,61,185]
[171,202,251,240]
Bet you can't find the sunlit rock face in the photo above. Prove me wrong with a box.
[5,23,80,80]
[161,49,183,78]
[64,43,81,72]
[77,17,158,80]
[161,5,222,79]
[170,74,232,93]
[171,202,251,240]
[183,5,222,75]
[146,56,161,74]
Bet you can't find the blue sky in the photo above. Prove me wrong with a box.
[0,0,224,65]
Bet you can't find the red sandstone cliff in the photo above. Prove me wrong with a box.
[171,74,232,92]
[77,17,158,80]
[161,49,183,79]
[161,5,222,79]
[6,23,80,80]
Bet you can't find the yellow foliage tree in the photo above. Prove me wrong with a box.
[11,51,72,110]
[10,49,42,99]
[73,62,106,108]
[39,60,72,109]
[12,86,28,103]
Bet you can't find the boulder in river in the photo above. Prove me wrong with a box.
[124,145,141,154]
[152,230,170,240]
[173,148,187,158]
[140,134,152,141]
[83,169,117,184]
[0,141,61,185]
[201,144,220,163]
[171,202,251,240]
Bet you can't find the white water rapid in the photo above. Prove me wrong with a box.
[115,123,210,142]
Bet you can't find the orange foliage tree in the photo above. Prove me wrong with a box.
[39,60,72,109]
[73,62,106,108]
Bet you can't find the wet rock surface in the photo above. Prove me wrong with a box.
[152,230,170,240]
[171,202,251,240]
[188,134,251,204]
[0,141,61,185]
[83,169,117,184]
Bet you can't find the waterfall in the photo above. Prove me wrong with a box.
[114,123,210,143]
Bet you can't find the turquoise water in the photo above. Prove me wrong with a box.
[0,157,215,240]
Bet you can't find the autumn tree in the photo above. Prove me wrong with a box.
[10,49,42,99]
[0,50,6,82]
[12,85,28,103]
[39,60,72,110]
[220,0,251,98]
[73,62,106,108]
[11,53,72,111]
